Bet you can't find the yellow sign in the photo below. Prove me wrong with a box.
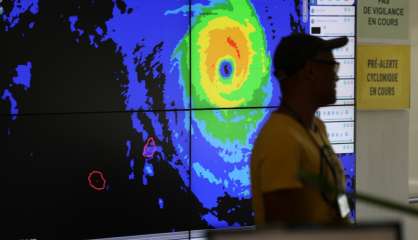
[357,44,410,110]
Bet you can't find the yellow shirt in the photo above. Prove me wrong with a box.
[250,112,346,225]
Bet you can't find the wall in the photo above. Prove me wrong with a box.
[409,0,418,196]
[356,111,413,236]
[356,0,418,240]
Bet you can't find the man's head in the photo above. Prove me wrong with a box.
[273,33,348,106]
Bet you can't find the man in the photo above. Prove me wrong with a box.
[250,33,349,226]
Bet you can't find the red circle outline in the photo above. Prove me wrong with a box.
[88,170,106,191]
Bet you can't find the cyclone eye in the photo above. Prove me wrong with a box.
[219,60,233,80]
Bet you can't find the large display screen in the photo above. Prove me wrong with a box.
[310,0,356,212]
[0,0,356,239]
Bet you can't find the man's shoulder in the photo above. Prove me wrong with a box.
[264,112,300,129]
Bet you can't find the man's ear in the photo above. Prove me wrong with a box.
[307,61,315,75]
[302,62,315,82]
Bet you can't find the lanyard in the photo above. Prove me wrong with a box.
[279,102,343,203]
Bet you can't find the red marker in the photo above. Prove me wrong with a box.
[142,137,157,158]
[88,170,106,191]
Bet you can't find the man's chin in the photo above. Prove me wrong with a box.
[319,96,337,107]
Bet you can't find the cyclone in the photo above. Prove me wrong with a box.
[173,0,272,146]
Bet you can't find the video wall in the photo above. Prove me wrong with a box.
[0,0,356,239]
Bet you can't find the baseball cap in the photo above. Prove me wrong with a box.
[273,33,348,80]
